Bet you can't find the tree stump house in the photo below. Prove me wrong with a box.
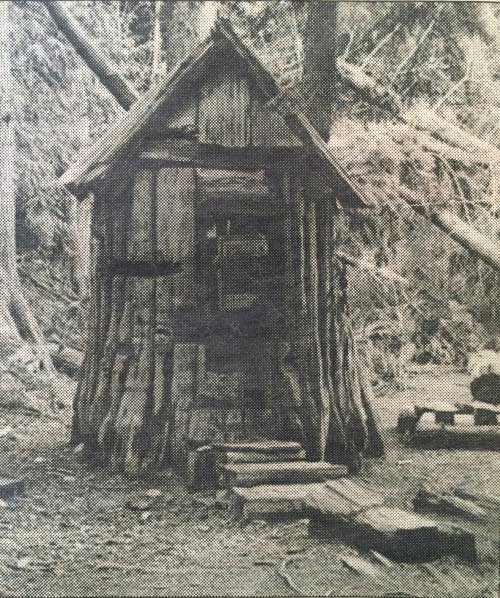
[61,19,382,476]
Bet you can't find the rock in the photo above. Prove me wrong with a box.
[145,488,162,498]
[192,495,217,509]
[125,490,167,512]
[0,478,25,499]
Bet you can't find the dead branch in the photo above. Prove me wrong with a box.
[361,24,401,69]
[276,556,307,596]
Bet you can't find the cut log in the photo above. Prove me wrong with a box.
[221,461,348,489]
[185,447,217,490]
[232,483,323,519]
[310,504,476,562]
[413,488,487,520]
[211,440,303,454]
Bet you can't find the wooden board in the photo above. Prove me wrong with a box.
[198,61,251,147]
[217,450,307,464]
[221,461,348,488]
[212,440,303,454]
[156,167,197,310]
[413,489,487,520]
[232,483,324,519]
[305,479,384,518]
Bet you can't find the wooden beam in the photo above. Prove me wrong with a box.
[138,138,305,171]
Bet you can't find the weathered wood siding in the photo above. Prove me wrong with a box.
[156,57,300,148]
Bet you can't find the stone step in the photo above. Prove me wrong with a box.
[221,461,348,488]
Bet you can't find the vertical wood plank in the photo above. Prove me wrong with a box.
[198,65,251,147]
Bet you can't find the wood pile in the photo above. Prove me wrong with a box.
[398,399,500,448]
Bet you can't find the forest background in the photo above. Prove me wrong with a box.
[10,0,500,389]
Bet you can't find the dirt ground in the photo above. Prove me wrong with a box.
[0,366,498,597]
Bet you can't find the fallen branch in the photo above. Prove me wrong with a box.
[43,1,139,110]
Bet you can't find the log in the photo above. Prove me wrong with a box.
[310,504,476,562]
[425,209,500,275]
[333,58,500,273]
[336,57,403,114]
[221,461,348,489]
[44,1,138,110]
[306,479,477,561]
[413,488,487,520]
[453,488,500,510]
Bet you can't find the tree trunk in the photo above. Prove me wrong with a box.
[150,1,163,83]
[0,2,54,374]
[289,2,383,468]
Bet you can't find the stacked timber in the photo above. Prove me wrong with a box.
[187,440,308,490]
[413,412,499,448]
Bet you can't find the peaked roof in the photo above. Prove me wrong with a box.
[60,18,372,207]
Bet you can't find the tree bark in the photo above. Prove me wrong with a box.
[290,1,383,467]
[44,1,139,110]
[0,2,54,375]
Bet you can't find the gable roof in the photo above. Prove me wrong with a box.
[60,18,372,207]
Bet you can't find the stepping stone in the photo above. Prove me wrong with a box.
[232,483,324,519]
[212,441,303,454]
[221,461,348,488]
[0,478,25,499]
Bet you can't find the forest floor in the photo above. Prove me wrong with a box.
[0,366,497,597]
